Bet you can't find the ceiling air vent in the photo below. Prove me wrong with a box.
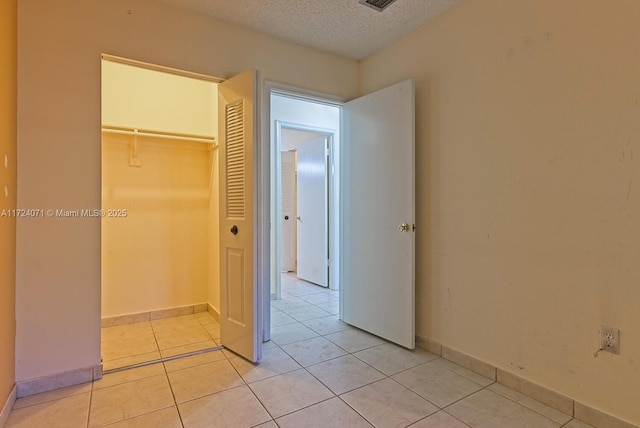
[359,0,398,12]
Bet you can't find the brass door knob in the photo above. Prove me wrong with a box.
[398,223,410,232]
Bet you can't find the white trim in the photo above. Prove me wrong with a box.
[275,121,336,142]
[0,384,16,427]
[16,365,101,398]
[258,75,272,344]
[265,81,345,105]
[254,70,268,356]
[101,53,224,83]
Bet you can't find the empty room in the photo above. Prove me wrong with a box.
[1,0,639,427]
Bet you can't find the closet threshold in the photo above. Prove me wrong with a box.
[103,345,224,375]
[102,126,217,145]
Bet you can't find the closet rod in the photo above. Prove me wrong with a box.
[102,126,217,145]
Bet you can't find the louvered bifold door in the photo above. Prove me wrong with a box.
[218,70,260,362]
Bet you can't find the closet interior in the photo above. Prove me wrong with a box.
[100,58,222,369]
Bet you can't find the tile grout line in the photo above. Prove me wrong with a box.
[161,358,186,428]
[283,277,490,427]
[25,312,221,427]
[86,380,94,428]
[94,278,590,427]
[196,313,221,344]
[92,372,178,426]
[100,319,155,368]
[225,352,279,426]
[298,312,433,426]
[102,314,222,373]
[411,408,473,428]
[331,369,399,428]
[302,358,385,398]
[264,280,575,426]
[439,380,570,428]
[271,395,341,424]
[484,384,574,426]
[330,342,445,427]
[99,311,225,428]
[277,279,434,425]
[266,285,371,424]
[287,313,395,425]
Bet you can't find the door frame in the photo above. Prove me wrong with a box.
[262,81,344,341]
[275,121,336,293]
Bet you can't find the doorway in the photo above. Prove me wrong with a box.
[265,80,416,350]
[269,93,341,309]
[100,56,223,370]
[280,129,332,288]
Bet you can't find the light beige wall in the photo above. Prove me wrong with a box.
[101,136,211,317]
[0,0,17,405]
[17,0,358,383]
[360,0,640,424]
[101,60,218,137]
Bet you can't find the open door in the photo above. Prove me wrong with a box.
[218,70,262,362]
[342,80,415,349]
[281,151,296,272]
[296,137,329,287]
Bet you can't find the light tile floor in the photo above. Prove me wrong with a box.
[6,274,596,427]
[101,310,221,371]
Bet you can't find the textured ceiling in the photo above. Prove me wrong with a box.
[155,0,462,59]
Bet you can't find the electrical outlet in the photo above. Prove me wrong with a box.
[599,325,620,354]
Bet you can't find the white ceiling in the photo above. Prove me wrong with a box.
[155,0,462,60]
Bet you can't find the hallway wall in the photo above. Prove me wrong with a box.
[0,0,17,409]
[16,0,358,385]
[360,0,640,424]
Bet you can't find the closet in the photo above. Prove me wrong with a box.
[101,58,220,321]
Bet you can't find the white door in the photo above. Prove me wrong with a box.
[297,137,329,287]
[342,80,415,349]
[281,151,296,272]
[218,69,262,362]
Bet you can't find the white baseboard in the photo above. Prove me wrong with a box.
[207,303,220,321]
[415,335,637,428]
[101,302,211,328]
[0,384,16,428]
[16,364,102,398]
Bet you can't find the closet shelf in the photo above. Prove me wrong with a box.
[102,126,217,145]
